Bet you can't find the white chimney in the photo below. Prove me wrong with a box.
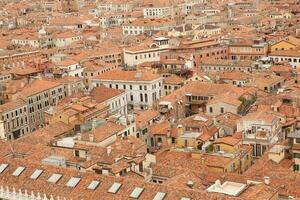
[89,134,94,142]
[215,180,221,188]
[77,133,82,141]
[107,146,112,156]
[86,153,91,161]
[91,118,97,130]
[264,176,270,185]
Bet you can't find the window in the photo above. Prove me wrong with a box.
[294,164,300,171]
[75,150,79,157]
[209,107,213,113]
[140,93,143,102]
[220,107,224,114]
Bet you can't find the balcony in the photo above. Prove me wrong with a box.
[243,130,273,142]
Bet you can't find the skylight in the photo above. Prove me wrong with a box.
[48,173,62,184]
[0,164,8,174]
[108,182,122,194]
[66,177,81,188]
[129,187,144,199]
[153,192,166,200]
[87,180,100,190]
[12,166,25,177]
[30,169,43,180]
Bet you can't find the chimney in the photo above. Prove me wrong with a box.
[177,124,183,135]
[212,117,217,125]
[86,153,91,161]
[107,146,112,156]
[91,118,97,130]
[296,29,300,38]
[264,176,270,185]
[89,134,94,142]
[187,180,194,188]
[77,133,82,140]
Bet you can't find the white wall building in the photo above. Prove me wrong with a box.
[124,37,170,66]
[122,18,175,36]
[91,70,163,110]
[269,50,300,69]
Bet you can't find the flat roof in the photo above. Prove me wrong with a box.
[206,180,247,197]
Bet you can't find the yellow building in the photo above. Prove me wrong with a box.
[269,36,300,53]
[212,136,253,173]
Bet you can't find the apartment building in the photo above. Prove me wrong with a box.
[44,96,109,126]
[158,82,244,119]
[238,110,282,157]
[15,79,66,132]
[200,59,254,72]
[85,46,123,67]
[269,50,300,69]
[122,18,175,36]
[0,99,29,140]
[124,37,170,66]
[90,86,128,115]
[161,38,228,66]
[91,69,163,110]
[99,13,126,28]
[228,39,268,61]
[97,1,135,12]
[54,58,84,78]
[250,73,285,93]
[83,60,118,87]
[288,130,300,172]
[143,6,171,18]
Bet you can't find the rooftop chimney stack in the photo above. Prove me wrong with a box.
[264,176,270,185]
[91,118,97,130]
[187,180,194,188]
[89,134,94,142]
[107,146,112,156]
